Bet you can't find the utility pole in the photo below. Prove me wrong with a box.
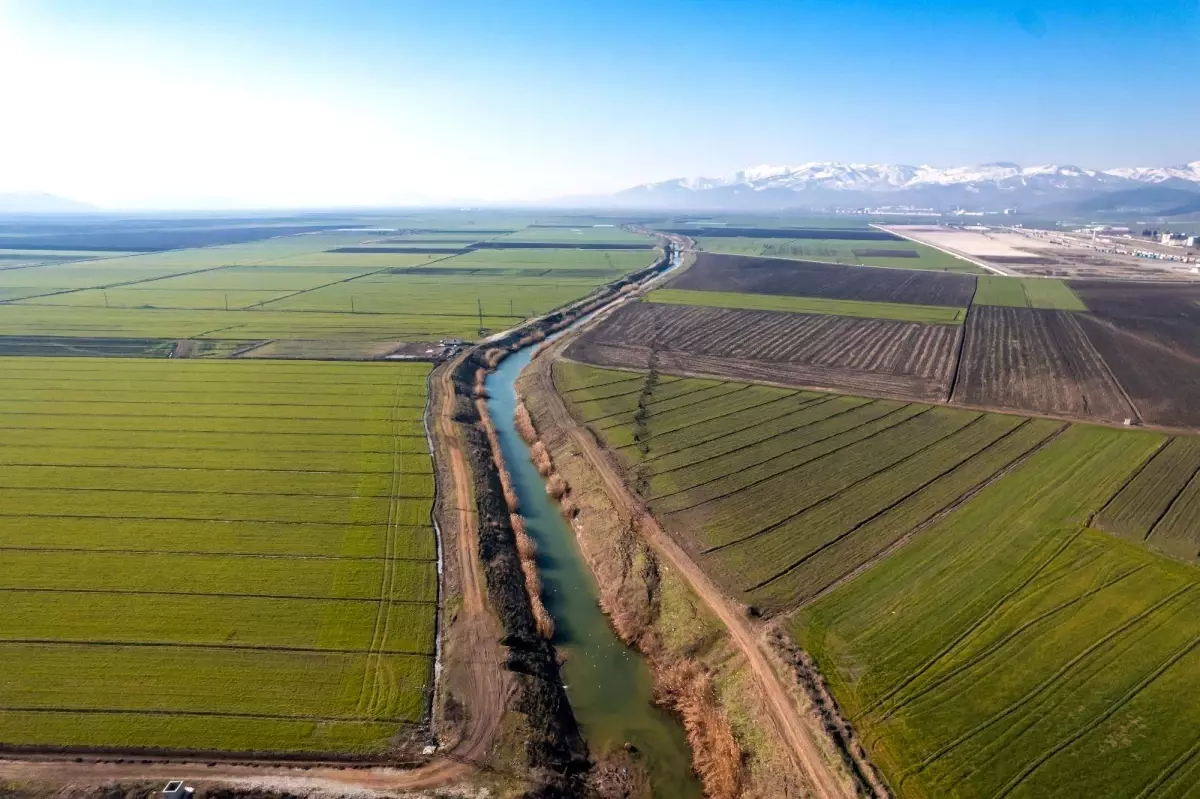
[477,298,483,332]
[509,298,513,317]
[351,296,356,314]
[103,291,109,308]
[224,293,229,311]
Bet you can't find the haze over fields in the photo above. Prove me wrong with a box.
[0,0,1196,210]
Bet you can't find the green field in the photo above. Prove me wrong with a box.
[0,358,437,755]
[792,426,1200,798]
[0,226,660,344]
[488,225,653,245]
[646,288,967,324]
[694,236,982,273]
[1096,437,1200,562]
[554,361,1062,611]
[973,276,1086,310]
[556,360,1200,797]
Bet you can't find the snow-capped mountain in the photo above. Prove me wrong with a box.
[615,161,1200,211]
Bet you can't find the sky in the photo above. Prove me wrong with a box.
[0,0,1197,209]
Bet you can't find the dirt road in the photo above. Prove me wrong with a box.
[0,358,506,796]
[526,337,854,799]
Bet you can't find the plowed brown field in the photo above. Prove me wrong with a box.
[669,252,975,307]
[952,306,1133,422]
[568,301,960,402]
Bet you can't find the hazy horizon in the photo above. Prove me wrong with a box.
[1,0,1197,210]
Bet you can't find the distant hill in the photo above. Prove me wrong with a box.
[0,192,96,213]
[1061,185,1200,215]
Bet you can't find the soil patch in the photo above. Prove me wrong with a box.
[669,252,975,307]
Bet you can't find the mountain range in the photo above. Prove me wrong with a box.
[0,192,97,213]
[615,161,1200,214]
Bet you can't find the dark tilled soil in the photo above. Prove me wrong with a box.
[569,301,960,402]
[669,252,976,307]
[660,227,901,240]
[1076,314,1200,429]
[952,306,1133,422]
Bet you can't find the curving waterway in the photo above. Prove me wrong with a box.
[485,336,702,796]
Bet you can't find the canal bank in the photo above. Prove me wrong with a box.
[486,343,703,797]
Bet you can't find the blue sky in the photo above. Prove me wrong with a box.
[0,0,1196,208]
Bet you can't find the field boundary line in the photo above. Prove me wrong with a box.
[946,303,971,403]
[0,545,434,562]
[899,585,1197,782]
[630,395,835,460]
[1143,460,1200,543]
[708,412,987,557]
[0,461,428,476]
[243,250,467,311]
[0,425,426,439]
[357,375,406,716]
[878,562,1147,722]
[617,391,809,451]
[561,373,652,395]
[645,399,866,481]
[0,397,425,410]
[0,706,419,725]
[421,360,446,733]
[992,633,1200,799]
[1131,733,1200,799]
[745,418,1034,589]
[586,382,744,427]
[0,586,435,604]
[0,485,432,500]
[861,524,1084,720]
[0,512,426,527]
[657,404,930,512]
[562,375,682,402]
[1091,437,1172,525]
[0,639,433,656]
[1063,309,1141,423]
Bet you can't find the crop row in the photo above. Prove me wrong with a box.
[752,418,1064,609]
[622,394,841,468]
[0,415,426,437]
[0,428,427,454]
[0,358,437,755]
[0,399,425,421]
[650,402,925,512]
[1,644,430,722]
[0,488,431,526]
[0,444,430,472]
[791,425,1200,798]
[0,517,436,560]
[678,406,979,549]
[1097,437,1200,563]
[0,549,436,602]
[0,590,434,654]
[709,414,1033,591]
[0,464,434,497]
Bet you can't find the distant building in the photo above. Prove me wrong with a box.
[1161,232,1174,245]
[1187,235,1200,248]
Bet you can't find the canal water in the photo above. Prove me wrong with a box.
[486,343,702,797]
